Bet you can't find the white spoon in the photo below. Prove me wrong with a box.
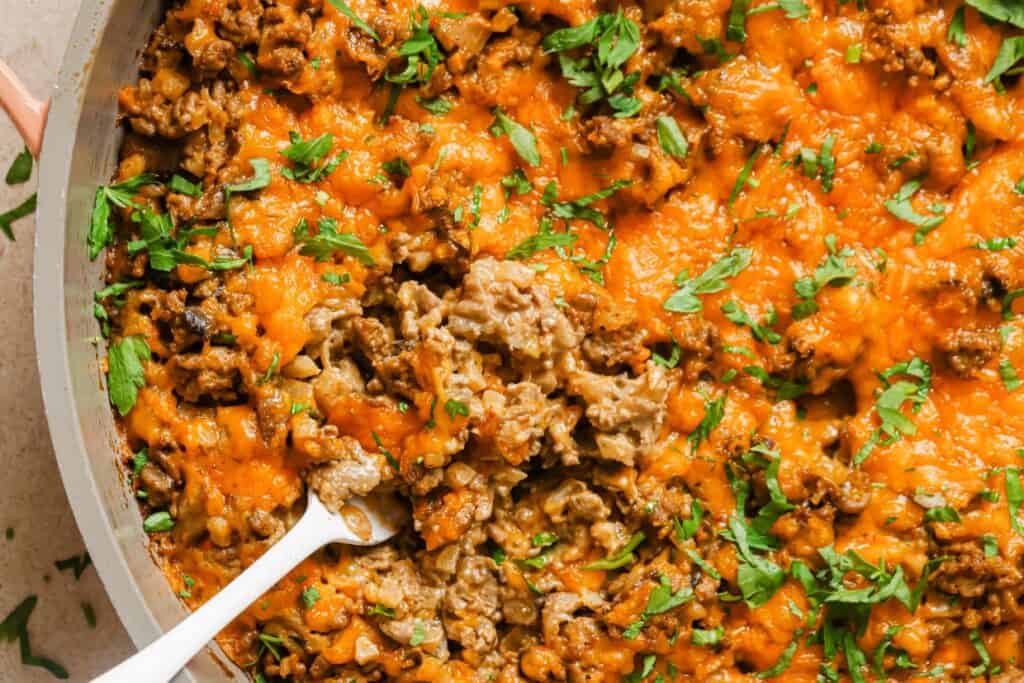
[92,491,404,683]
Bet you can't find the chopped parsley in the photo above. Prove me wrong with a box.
[387,7,443,88]
[755,636,798,678]
[107,336,150,416]
[692,626,724,647]
[854,357,931,464]
[1001,359,1022,392]
[728,146,762,206]
[985,36,1024,87]
[792,234,856,319]
[688,394,726,452]
[623,574,694,639]
[532,532,559,548]
[87,174,159,259]
[976,236,1018,251]
[417,96,453,115]
[301,587,321,609]
[143,511,175,533]
[798,134,836,192]
[491,108,541,167]
[747,0,810,20]
[168,174,202,197]
[226,158,272,194]
[583,532,645,570]
[652,341,681,368]
[280,132,343,183]
[327,0,379,40]
[923,506,961,523]
[722,300,781,343]
[542,10,643,118]
[743,366,808,400]
[367,604,395,618]
[541,178,632,229]
[663,247,753,314]
[884,178,946,243]
[656,116,688,158]
[948,6,967,47]
[409,619,426,647]
[371,431,400,472]
[674,499,704,540]
[294,217,374,265]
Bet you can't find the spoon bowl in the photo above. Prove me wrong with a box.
[91,489,404,683]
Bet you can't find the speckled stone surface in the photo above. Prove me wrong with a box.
[0,1,136,679]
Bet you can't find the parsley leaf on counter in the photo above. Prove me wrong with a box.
[664,247,753,314]
[81,602,96,629]
[88,173,159,259]
[0,596,68,679]
[327,0,381,41]
[5,147,32,185]
[295,217,374,265]
[107,336,151,416]
[491,109,541,167]
[688,394,726,452]
[0,193,36,241]
[54,553,92,580]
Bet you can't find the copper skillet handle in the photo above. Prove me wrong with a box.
[0,60,50,159]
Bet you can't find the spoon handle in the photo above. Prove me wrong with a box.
[91,507,333,683]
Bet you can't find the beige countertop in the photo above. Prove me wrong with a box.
[0,0,136,679]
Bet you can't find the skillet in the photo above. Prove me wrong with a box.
[1,1,243,680]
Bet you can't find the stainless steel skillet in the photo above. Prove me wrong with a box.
[1,1,244,680]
